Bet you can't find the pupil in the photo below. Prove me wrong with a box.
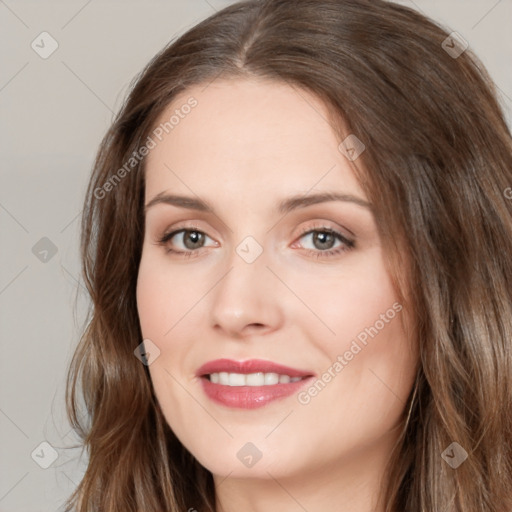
[314,231,334,250]
[185,231,204,249]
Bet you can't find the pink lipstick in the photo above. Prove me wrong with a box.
[196,358,315,409]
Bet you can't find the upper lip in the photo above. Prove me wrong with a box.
[196,358,315,378]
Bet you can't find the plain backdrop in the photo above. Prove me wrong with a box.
[0,1,511,510]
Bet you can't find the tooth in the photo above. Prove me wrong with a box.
[228,373,246,386]
[264,373,279,385]
[246,372,265,386]
[207,372,303,386]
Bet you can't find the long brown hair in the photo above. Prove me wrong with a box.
[64,0,512,510]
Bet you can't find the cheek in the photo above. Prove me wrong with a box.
[316,278,413,444]
[295,247,401,353]
[136,253,196,338]
[136,266,166,339]
[294,247,414,413]
[136,260,197,437]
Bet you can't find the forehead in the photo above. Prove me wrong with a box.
[144,77,365,204]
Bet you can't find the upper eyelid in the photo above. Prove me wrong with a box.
[162,222,344,237]
[161,224,353,246]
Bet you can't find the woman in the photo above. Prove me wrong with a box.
[64,0,512,511]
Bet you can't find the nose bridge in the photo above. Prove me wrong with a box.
[209,233,282,335]
[216,235,269,310]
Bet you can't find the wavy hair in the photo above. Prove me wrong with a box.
[64,0,512,510]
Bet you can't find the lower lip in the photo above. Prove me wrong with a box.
[199,376,313,409]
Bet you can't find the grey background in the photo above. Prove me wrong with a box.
[0,1,510,510]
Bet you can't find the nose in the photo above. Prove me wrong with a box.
[209,245,284,339]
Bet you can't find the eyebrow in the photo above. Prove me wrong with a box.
[144,191,371,215]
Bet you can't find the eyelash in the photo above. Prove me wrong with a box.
[156,223,355,260]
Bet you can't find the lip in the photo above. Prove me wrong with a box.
[196,358,313,378]
[196,358,315,409]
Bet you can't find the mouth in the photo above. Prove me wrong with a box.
[196,358,315,409]
[205,372,305,385]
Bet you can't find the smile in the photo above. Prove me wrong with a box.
[196,358,315,409]
[207,372,304,386]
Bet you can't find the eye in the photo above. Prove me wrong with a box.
[155,224,355,260]
[156,226,217,257]
[295,226,355,259]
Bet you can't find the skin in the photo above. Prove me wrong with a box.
[136,77,418,512]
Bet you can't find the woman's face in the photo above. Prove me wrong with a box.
[136,77,417,481]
